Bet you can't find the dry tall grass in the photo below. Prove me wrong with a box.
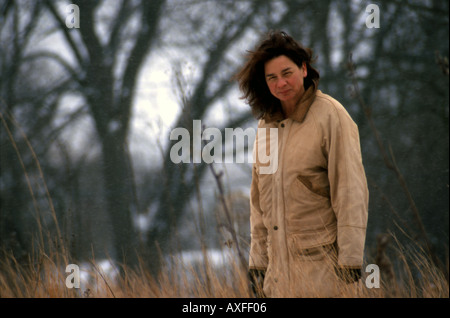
[0,236,448,298]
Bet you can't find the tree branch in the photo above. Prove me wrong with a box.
[347,53,444,272]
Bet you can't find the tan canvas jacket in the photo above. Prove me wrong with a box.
[249,83,369,297]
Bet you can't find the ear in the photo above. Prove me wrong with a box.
[302,62,308,78]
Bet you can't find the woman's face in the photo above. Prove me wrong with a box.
[264,55,307,106]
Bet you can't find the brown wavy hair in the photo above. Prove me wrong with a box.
[235,31,320,119]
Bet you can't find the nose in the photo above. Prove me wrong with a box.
[277,78,287,89]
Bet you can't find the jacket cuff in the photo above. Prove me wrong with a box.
[337,225,366,267]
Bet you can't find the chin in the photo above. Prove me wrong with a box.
[279,97,294,103]
[277,95,292,101]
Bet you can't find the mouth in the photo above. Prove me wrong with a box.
[278,90,292,96]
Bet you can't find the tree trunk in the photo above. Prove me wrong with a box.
[101,131,138,267]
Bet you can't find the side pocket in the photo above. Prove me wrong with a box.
[297,246,329,261]
[290,236,338,262]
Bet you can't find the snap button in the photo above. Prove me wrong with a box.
[281,123,285,128]
[273,225,278,230]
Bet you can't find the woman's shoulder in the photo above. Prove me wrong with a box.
[313,90,345,112]
[312,90,354,122]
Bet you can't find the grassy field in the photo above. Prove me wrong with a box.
[0,238,448,298]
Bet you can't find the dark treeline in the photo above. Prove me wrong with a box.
[0,0,448,278]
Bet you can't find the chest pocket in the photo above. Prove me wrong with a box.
[296,175,330,199]
[286,174,335,235]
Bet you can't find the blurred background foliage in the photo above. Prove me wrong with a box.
[0,0,448,278]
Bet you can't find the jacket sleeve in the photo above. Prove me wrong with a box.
[249,145,269,271]
[325,105,369,268]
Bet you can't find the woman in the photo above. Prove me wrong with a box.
[236,31,369,297]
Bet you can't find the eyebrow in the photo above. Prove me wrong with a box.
[265,67,293,78]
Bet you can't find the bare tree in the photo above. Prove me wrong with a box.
[0,0,71,260]
[39,0,166,266]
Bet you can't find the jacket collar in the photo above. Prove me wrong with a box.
[264,79,318,124]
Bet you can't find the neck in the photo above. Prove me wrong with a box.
[281,101,296,118]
